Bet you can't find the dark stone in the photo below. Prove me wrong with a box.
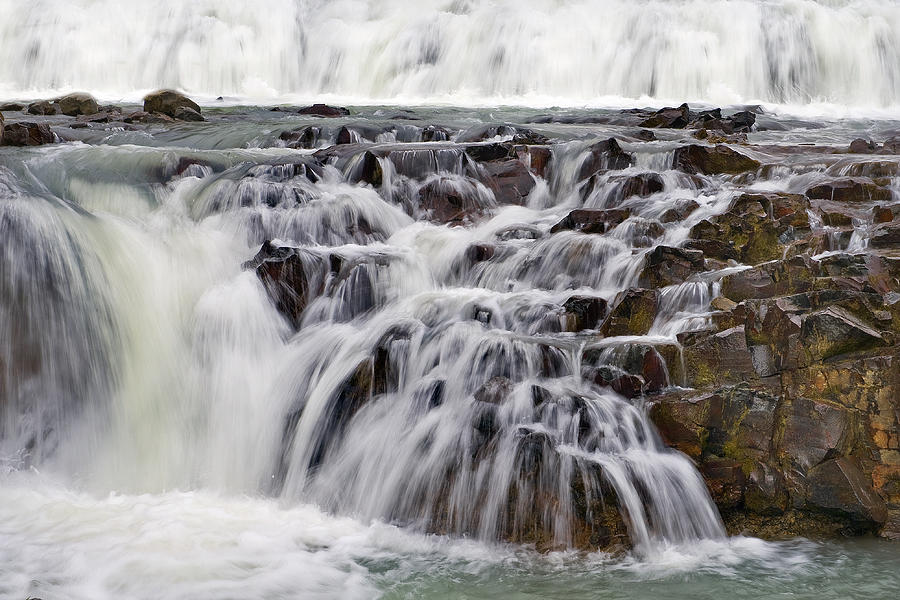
[576,138,633,180]
[640,103,691,128]
[1,122,55,146]
[549,208,631,234]
[806,178,892,203]
[638,245,705,288]
[280,126,321,149]
[849,139,878,154]
[0,102,25,112]
[479,159,535,206]
[800,306,886,362]
[27,100,58,115]
[143,89,202,118]
[673,144,761,175]
[599,288,659,336]
[419,176,492,224]
[298,104,350,117]
[56,92,99,116]
[474,376,514,405]
[172,106,205,122]
[563,296,607,332]
[720,256,819,302]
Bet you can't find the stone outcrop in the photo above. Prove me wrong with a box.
[56,92,99,116]
[673,144,761,175]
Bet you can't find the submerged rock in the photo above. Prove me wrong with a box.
[806,177,892,203]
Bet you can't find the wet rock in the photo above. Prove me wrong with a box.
[298,104,350,117]
[562,295,607,332]
[800,306,887,362]
[1,122,56,146]
[883,136,900,154]
[419,176,492,224]
[679,326,757,388]
[720,256,819,302]
[639,103,690,128]
[0,102,25,112]
[638,245,705,288]
[806,178,892,203]
[474,376,514,405]
[549,208,631,234]
[172,106,204,122]
[27,100,58,115]
[849,139,878,154]
[280,126,321,149]
[673,144,761,175]
[576,138,633,180]
[513,145,553,178]
[143,90,202,119]
[465,243,496,266]
[807,458,888,527]
[599,288,659,336]
[612,172,664,199]
[422,124,452,142]
[689,192,809,265]
[870,223,900,249]
[465,142,514,162]
[56,92,99,116]
[244,241,329,329]
[873,206,894,224]
[478,159,535,206]
[659,199,699,223]
[635,129,656,141]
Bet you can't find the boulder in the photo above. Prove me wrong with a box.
[1,122,55,146]
[849,139,878,154]
[0,102,25,112]
[474,376,514,405]
[27,100,58,115]
[638,245,705,288]
[298,104,350,117]
[243,241,330,329]
[807,458,888,526]
[419,176,493,224]
[599,288,659,336]
[576,138,633,180]
[659,199,699,223]
[172,106,204,122]
[142,90,202,119]
[806,178,892,203]
[673,144,761,175]
[640,103,690,128]
[870,223,900,249]
[562,295,607,332]
[56,92,99,116]
[478,159,535,206]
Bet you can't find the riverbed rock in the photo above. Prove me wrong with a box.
[638,245,705,288]
[56,92,99,116]
[562,295,607,332]
[720,256,819,302]
[298,104,350,117]
[143,90,202,119]
[1,122,56,146]
[549,208,631,234]
[673,144,761,175]
[640,103,690,128]
[599,288,659,336]
[576,138,633,180]
[806,177,892,203]
[27,100,58,115]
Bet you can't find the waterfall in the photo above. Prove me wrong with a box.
[1,0,899,109]
[0,126,731,554]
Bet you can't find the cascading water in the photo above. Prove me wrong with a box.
[0,128,731,556]
[1,0,899,109]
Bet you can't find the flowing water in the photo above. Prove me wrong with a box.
[1,1,900,598]
[1,0,900,110]
[1,103,898,598]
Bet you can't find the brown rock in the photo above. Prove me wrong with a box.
[673,144,761,175]
[638,245,705,288]
[806,178,892,203]
[298,104,350,117]
[143,89,202,119]
[56,92,99,116]
[599,288,659,336]
[1,122,55,146]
